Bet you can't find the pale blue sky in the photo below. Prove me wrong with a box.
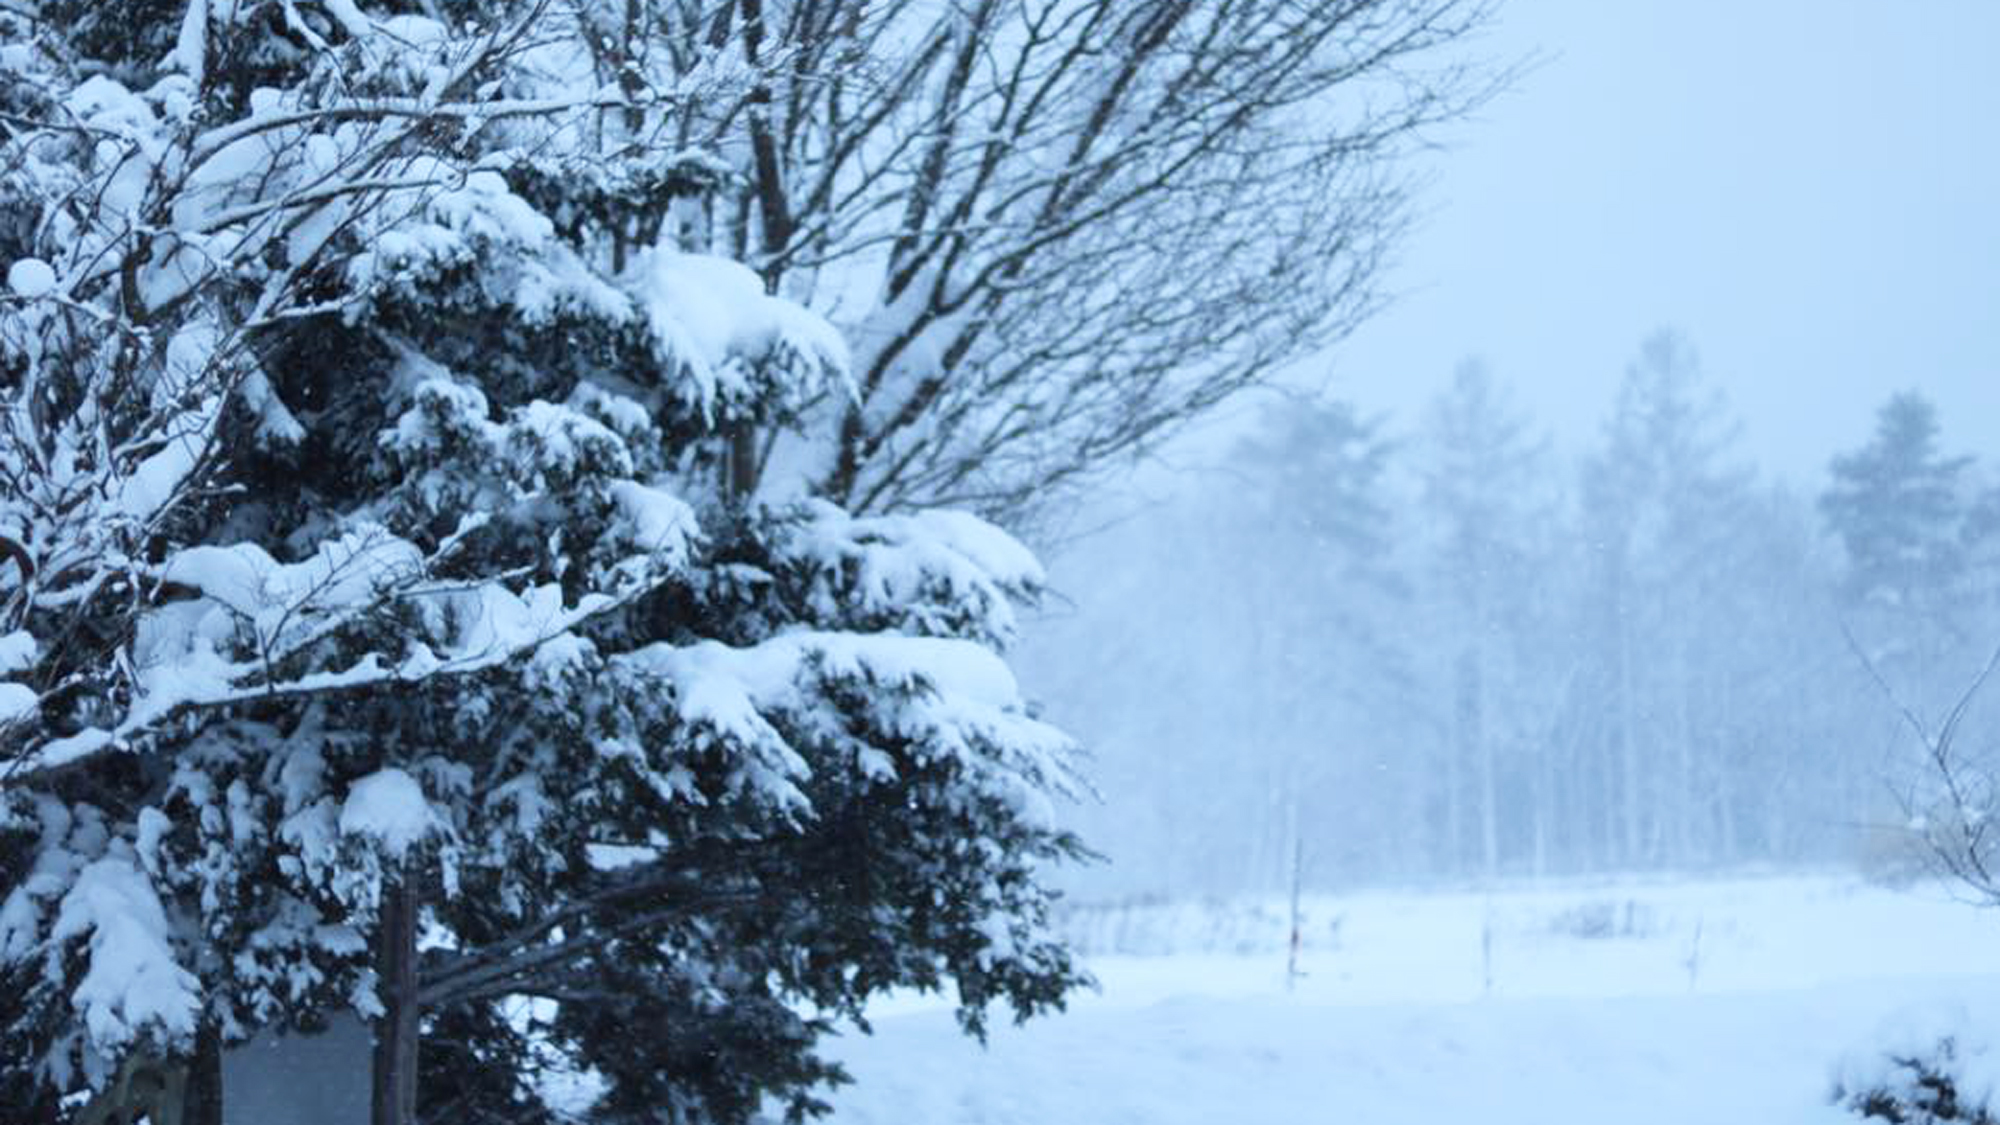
[1323,0,2000,481]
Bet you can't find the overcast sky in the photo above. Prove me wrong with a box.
[1317,0,2000,483]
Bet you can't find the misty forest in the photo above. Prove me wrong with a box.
[0,1,1996,1124]
[1038,346,2000,897]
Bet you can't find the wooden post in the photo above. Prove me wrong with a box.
[1683,916,1704,993]
[1481,898,1496,996]
[1285,835,1305,992]
[372,875,420,1125]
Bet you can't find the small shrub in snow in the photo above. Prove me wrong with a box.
[1053,896,1343,958]
[1853,803,1965,891]
[1545,899,1660,941]
[1836,1042,1996,1123]
[1834,1014,2000,1124]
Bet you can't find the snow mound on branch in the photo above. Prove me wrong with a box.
[128,530,424,720]
[0,625,35,722]
[51,845,200,1055]
[786,502,1044,642]
[607,480,699,554]
[338,769,442,860]
[116,395,222,522]
[627,629,1076,822]
[448,582,571,659]
[639,632,1030,742]
[161,531,423,619]
[638,249,851,402]
[7,257,55,297]
[0,630,36,673]
[825,633,1025,709]
[348,162,630,329]
[0,681,37,724]
[904,509,1045,589]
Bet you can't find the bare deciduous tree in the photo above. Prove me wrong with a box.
[612,0,1502,525]
[1860,634,2000,899]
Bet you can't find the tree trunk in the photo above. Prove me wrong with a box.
[727,422,759,499]
[372,875,420,1125]
[184,1022,224,1125]
[1618,644,1641,865]
[1529,724,1552,880]
[1442,726,1463,877]
[1457,649,1497,879]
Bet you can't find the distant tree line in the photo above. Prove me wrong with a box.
[1030,331,2000,895]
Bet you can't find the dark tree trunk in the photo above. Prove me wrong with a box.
[184,1022,224,1125]
[728,422,759,499]
[372,876,420,1125]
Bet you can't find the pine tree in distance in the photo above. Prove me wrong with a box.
[1821,391,1974,617]
[0,3,1087,1123]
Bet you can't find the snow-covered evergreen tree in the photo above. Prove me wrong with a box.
[1821,391,1976,619]
[0,3,1086,1122]
[1819,390,2000,742]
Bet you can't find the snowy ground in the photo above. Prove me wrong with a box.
[822,874,2000,1124]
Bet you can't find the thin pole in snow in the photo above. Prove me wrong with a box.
[1286,835,1306,992]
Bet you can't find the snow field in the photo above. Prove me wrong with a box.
[825,874,2000,1124]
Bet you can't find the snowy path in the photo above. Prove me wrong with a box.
[822,877,2000,1124]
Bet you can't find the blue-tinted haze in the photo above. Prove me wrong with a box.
[1327,0,2000,476]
